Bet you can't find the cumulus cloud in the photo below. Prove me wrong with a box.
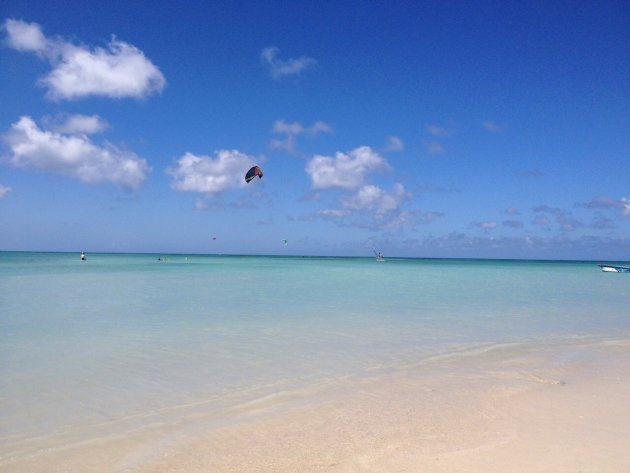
[0,184,12,198]
[2,116,150,189]
[303,147,416,228]
[315,183,416,230]
[306,146,390,190]
[166,150,258,195]
[269,119,332,154]
[3,18,165,100]
[3,18,46,51]
[261,46,317,79]
[44,113,108,134]
[340,183,408,216]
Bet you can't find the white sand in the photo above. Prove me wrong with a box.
[5,338,630,473]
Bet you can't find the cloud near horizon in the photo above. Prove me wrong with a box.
[2,116,150,189]
[306,147,417,228]
[166,150,259,195]
[340,183,408,216]
[3,18,165,100]
[577,196,630,216]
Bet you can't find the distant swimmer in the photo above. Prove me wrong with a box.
[80,252,86,261]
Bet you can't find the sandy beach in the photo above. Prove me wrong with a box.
[6,336,630,473]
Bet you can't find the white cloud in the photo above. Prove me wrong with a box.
[45,113,108,134]
[317,195,431,230]
[3,19,165,100]
[166,150,259,195]
[0,184,12,198]
[384,136,404,152]
[271,120,331,137]
[3,18,46,51]
[272,120,305,136]
[306,146,389,190]
[2,116,150,189]
[261,46,317,79]
[622,197,630,216]
[341,183,407,216]
[313,182,411,229]
[269,119,332,154]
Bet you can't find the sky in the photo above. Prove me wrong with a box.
[1,0,629,259]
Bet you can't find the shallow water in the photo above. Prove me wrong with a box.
[1,252,629,461]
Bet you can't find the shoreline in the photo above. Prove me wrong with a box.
[4,336,630,473]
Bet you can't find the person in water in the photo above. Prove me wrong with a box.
[80,252,86,261]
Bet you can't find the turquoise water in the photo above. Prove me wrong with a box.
[1,252,629,459]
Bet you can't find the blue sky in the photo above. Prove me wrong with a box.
[1,0,628,259]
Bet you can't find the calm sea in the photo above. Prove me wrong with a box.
[1,252,629,461]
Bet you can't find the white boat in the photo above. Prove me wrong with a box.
[598,264,630,273]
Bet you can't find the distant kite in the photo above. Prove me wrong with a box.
[281,239,288,246]
[245,165,263,183]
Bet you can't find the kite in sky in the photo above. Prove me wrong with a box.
[245,166,263,183]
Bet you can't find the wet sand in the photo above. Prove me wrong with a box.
[5,338,630,473]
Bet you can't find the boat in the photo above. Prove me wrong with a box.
[598,264,630,273]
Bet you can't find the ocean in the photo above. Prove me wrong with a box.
[1,252,629,467]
